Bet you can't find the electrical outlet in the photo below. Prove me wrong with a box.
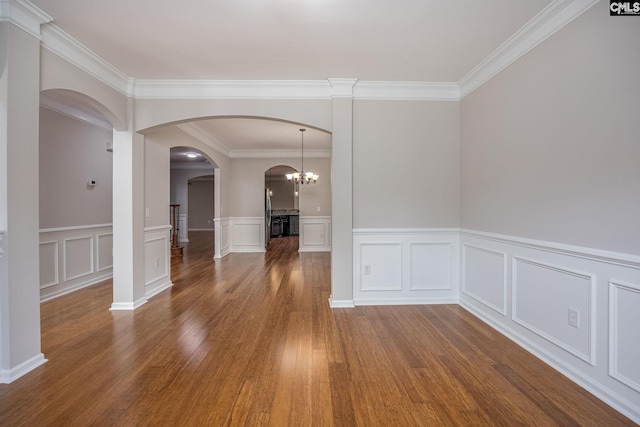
[145,207,150,218]
[568,308,580,328]
[154,257,160,268]
[363,265,371,275]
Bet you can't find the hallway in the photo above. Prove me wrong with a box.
[0,233,633,425]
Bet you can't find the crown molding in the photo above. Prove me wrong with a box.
[176,123,231,157]
[0,0,52,39]
[27,0,597,102]
[328,78,358,98]
[40,91,112,130]
[458,0,599,99]
[230,149,331,159]
[40,23,130,96]
[354,81,459,101]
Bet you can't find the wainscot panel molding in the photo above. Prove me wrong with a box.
[178,213,188,243]
[214,217,231,259]
[299,216,332,253]
[352,229,459,306]
[144,225,172,299]
[459,229,640,424]
[229,217,265,253]
[608,280,640,394]
[39,224,113,302]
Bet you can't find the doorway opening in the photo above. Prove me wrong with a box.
[265,165,299,252]
[170,147,215,260]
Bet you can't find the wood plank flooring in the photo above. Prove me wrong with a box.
[0,231,634,426]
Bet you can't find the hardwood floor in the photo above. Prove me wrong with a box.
[0,231,634,426]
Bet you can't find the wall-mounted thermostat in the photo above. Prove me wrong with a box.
[87,179,97,188]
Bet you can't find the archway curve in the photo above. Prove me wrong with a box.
[40,89,125,131]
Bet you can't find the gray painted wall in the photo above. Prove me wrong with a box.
[460,1,640,255]
[188,177,214,230]
[39,108,113,229]
[353,100,460,229]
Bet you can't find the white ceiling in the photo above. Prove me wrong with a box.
[31,0,552,82]
[33,0,554,154]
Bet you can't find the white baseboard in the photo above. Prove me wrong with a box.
[328,296,355,308]
[354,297,458,306]
[459,229,640,424]
[145,280,173,299]
[460,301,640,424]
[0,353,47,384]
[40,273,112,302]
[110,297,148,311]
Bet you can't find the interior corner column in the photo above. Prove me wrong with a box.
[328,78,357,307]
[0,10,52,382]
[111,106,146,310]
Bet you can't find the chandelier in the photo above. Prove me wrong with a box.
[286,128,318,185]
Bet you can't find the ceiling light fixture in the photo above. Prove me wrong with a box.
[185,152,199,158]
[286,129,318,185]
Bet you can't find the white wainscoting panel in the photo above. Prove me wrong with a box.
[609,280,640,393]
[229,217,264,253]
[353,229,459,305]
[215,217,231,259]
[144,225,173,299]
[410,242,452,290]
[459,229,640,423]
[39,224,113,301]
[359,243,402,291]
[39,241,59,289]
[63,236,94,281]
[178,213,188,243]
[462,244,507,315]
[299,216,331,252]
[513,257,595,365]
[96,233,113,272]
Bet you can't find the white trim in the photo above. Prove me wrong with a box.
[110,297,148,311]
[62,235,94,282]
[328,296,355,308]
[40,223,112,233]
[176,123,231,157]
[145,280,173,300]
[461,243,508,316]
[38,240,59,289]
[143,225,172,232]
[460,229,640,269]
[96,233,113,272]
[0,0,52,39]
[40,92,112,131]
[354,228,460,235]
[608,280,640,393]
[0,353,47,384]
[512,256,596,365]
[459,0,599,98]
[354,297,458,306]
[40,273,112,302]
[354,81,459,101]
[40,23,129,96]
[329,78,358,98]
[144,235,169,286]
